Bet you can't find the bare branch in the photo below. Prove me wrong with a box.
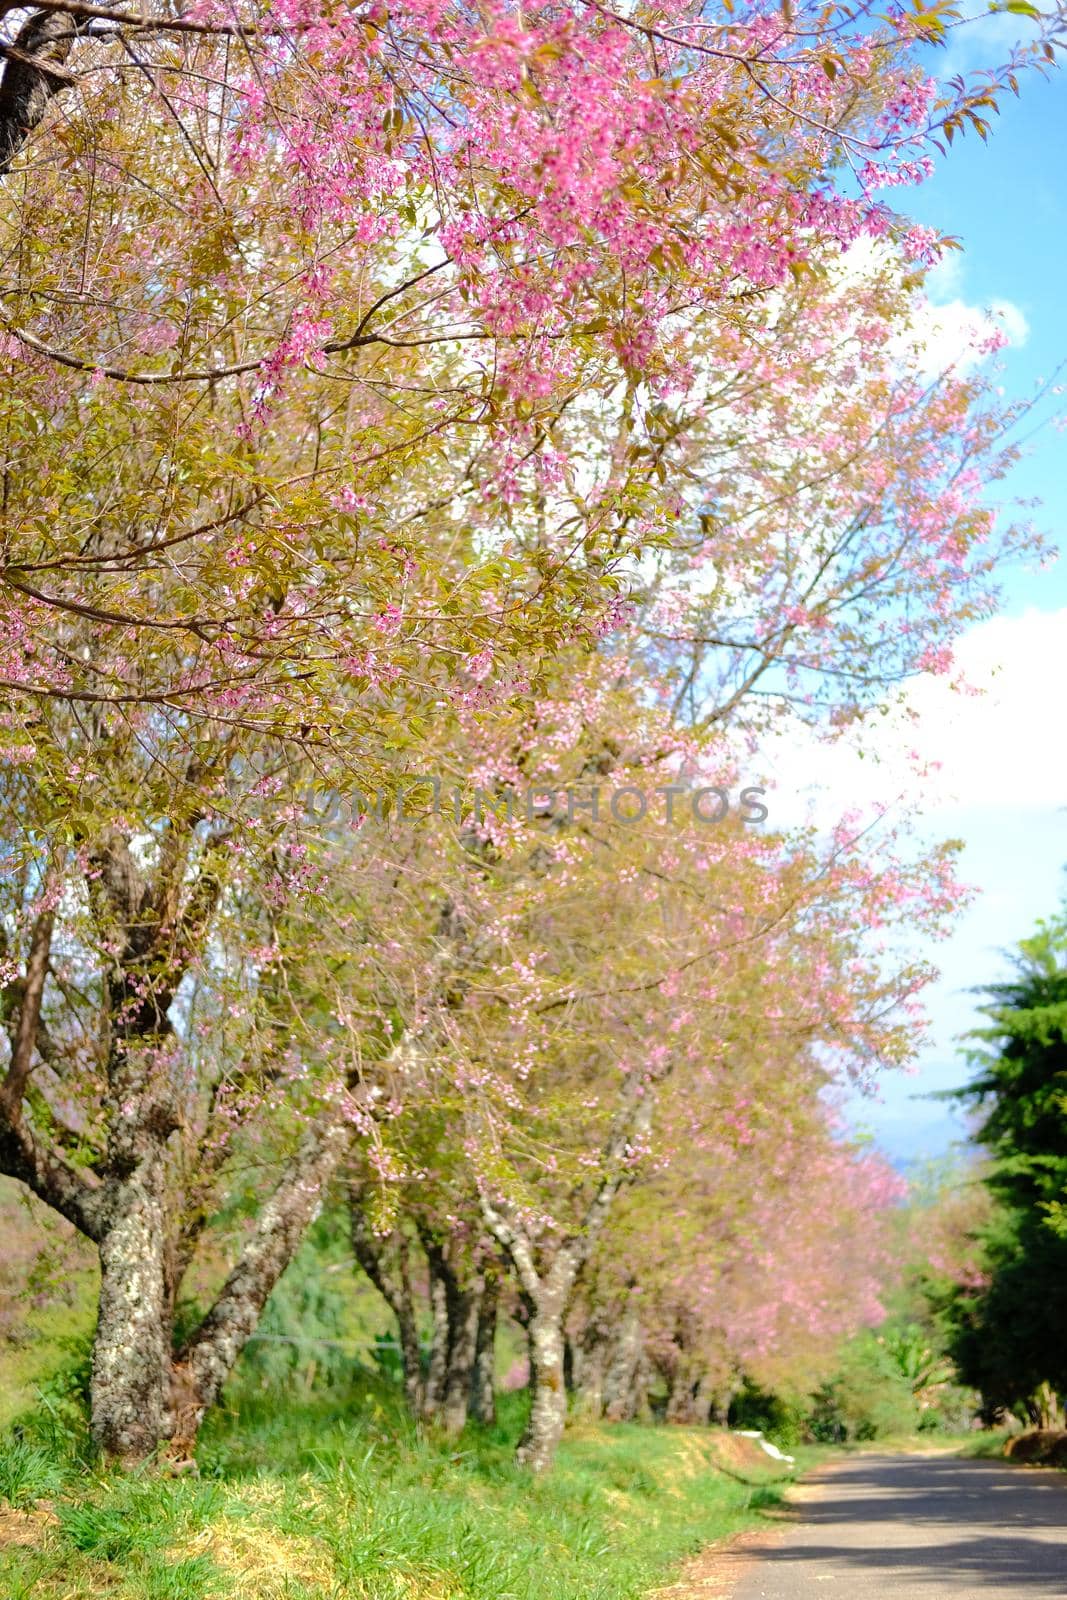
[0,897,55,1121]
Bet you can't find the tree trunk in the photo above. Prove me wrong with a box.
[663,1314,707,1426]
[423,1263,450,1418]
[477,1078,657,1470]
[349,1198,424,1415]
[573,1351,606,1419]
[571,1308,612,1419]
[469,1271,498,1426]
[422,1236,486,1435]
[0,11,79,176]
[603,1296,643,1422]
[1036,1381,1061,1432]
[3,832,350,1470]
[709,1383,737,1427]
[91,1154,171,1464]
[394,1293,425,1416]
[440,1283,480,1437]
[666,1365,709,1425]
[632,1354,653,1422]
[516,1295,567,1473]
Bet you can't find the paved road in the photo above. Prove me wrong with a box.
[731,1453,1067,1599]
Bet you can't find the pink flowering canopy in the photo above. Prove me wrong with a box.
[0,0,1058,1470]
[0,0,1047,796]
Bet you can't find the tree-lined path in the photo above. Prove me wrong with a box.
[724,1455,1067,1599]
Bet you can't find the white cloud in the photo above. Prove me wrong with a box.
[841,237,1029,379]
[908,293,1029,379]
[904,250,1028,377]
[756,606,1067,825]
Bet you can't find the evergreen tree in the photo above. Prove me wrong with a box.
[941,916,1067,1422]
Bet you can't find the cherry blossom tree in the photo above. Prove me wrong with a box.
[0,781,409,1463]
[570,1107,906,1427]
[347,1096,506,1434]
[319,640,960,1467]
[0,0,1047,777]
[0,0,1056,1474]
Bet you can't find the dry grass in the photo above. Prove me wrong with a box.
[179,1517,331,1597]
[0,1504,58,1548]
[1005,1430,1067,1467]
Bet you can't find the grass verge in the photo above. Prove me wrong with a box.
[0,1379,817,1600]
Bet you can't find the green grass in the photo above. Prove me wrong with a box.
[0,1178,99,1429]
[0,1376,818,1600]
[0,1439,69,1509]
[0,1204,824,1597]
[831,1430,987,1453]
[0,1297,95,1431]
[937,1430,1014,1459]
[955,1428,1067,1468]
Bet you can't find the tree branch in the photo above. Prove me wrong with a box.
[177,1112,352,1417]
[0,9,80,174]
[0,1115,107,1240]
[0,899,55,1122]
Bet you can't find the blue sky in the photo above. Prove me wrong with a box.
[908,23,1067,611]
[757,24,1067,1166]
[846,26,1067,1165]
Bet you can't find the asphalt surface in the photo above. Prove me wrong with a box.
[731,1453,1067,1599]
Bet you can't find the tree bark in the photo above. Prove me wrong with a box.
[0,10,79,176]
[477,1079,656,1470]
[91,1150,172,1463]
[0,895,106,1239]
[469,1270,498,1426]
[517,1294,568,1472]
[389,1257,426,1417]
[0,897,55,1120]
[349,1198,424,1415]
[572,1341,607,1419]
[0,1110,106,1240]
[570,1303,613,1419]
[169,1115,352,1461]
[663,1314,708,1426]
[423,1259,451,1418]
[420,1233,485,1434]
[440,1279,480,1437]
[603,1295,644,1422]
[3,823,352,1467]
[665,1367,709,1425]
[709,1380,739,1427]
[1035,1381,1061,1432]
[89,948,182,1464]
